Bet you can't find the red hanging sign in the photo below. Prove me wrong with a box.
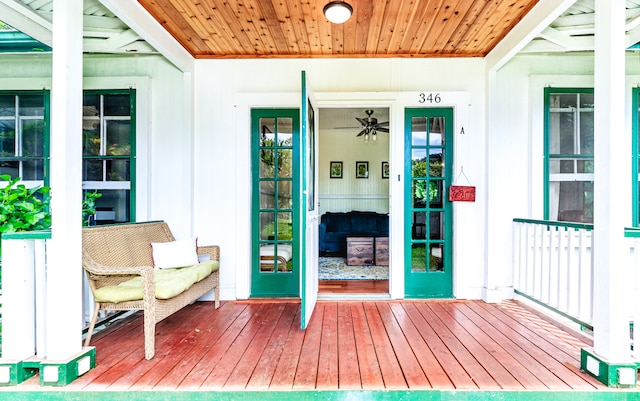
[449,185,476,202]
[449,167,475,202]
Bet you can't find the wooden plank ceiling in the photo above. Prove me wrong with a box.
[138,0,540,58]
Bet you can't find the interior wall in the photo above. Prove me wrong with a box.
[318,120,390,216]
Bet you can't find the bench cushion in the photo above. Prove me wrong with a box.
[93,260,219,303]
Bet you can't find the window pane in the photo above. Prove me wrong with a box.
[83,120,100,156]
[0,160,18,178]
[106,120,131,156]
[277,180,292,209]
[260,118,275,145]
[106,159,130,181]
[577,160,594,173]
[579,110,594,155]
[554,181,594,223]
[260,180,275,208]
[430,152,444,177]
[411,243,427,272]
[260,149,275,178]
[18,95,43,117]
[259,212,276,240]
[93,189,130,224]
[412,180,427,207]
[83,159,103,181]
[0,120,16,157]
[0,95,15,117]
[411,117,427,146]
[429,180,443,207]
[21,119,44,157]
[276,212,293,240]
[83,95,100,116]
[412,150,426,177]
[429,244,444,271]
[429,117,444,146]
[276,117,292,146]
[412,212,426,240]
[278,149,292,178]
[430,211,443,240]
[103,94,130,116]
[22,160,43,180]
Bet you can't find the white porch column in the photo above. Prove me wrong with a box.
[592,0,632,362]
[47,0,83,360]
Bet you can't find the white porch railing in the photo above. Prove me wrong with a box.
[512,218,594,329]
[513,219,640,359]
[0,233,121,359]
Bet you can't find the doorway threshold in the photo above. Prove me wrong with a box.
[318,293,391,301]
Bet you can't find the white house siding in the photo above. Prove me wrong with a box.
[0,53,193,238]
[193,58,488,300]
[490,52,640,302]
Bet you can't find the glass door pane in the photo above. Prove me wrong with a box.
[252,110,299,297]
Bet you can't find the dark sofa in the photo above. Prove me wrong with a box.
[319,210,389,255]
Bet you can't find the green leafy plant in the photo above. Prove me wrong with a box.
[0,174,51,236]
[0,175,102,254]
[82,190,102,226]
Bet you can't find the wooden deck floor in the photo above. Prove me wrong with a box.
[6,299,622,393]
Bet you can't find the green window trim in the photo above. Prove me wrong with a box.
[0,89,136,223]
[543,87,595,223]
[82,89,137,223]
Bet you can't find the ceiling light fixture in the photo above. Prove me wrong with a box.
[323,1,353,24]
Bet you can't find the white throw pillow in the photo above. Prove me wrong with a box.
[151,238,199,269]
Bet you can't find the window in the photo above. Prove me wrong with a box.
[0,91,48,181]
[544,88,594,223]
[0,89,136,224]
[82,90,136,224]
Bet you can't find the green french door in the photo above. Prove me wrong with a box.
[251,109,300,297]
[404,107,454,298]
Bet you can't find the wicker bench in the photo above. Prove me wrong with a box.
[82,221,220,360]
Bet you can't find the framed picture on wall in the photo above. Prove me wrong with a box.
[356,161,369,179]
[330,161,343,178]
[382,161,390,179]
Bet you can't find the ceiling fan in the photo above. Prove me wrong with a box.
[356,109,389,142]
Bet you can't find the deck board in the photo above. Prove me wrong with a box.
[336,303,362,390]
[363,302,408,389]
[388,303,454,389]
[9,299,615,393]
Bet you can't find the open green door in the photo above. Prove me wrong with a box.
[300,71,319,329]
[404,107,454,298]
[250,109,300,297]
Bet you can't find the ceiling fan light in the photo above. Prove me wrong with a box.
[323,1,353,24]
[372,132,377,141]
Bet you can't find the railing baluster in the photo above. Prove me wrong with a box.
[564,227,572,314]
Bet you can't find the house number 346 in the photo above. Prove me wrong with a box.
[419,92,441,103]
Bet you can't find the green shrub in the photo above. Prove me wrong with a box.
[0,174,51,236]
